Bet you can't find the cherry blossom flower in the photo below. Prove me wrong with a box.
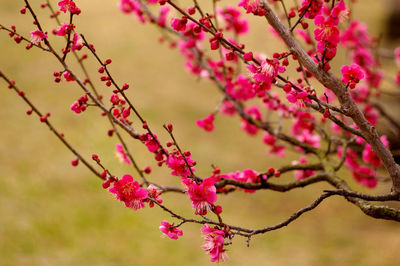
[240,105,262,136]
[196,114,215,132]
[30,30,47,45]
[70,95,88,114]
[201,224,227,263]
[314,15,340,45]
[185,177,217,215]
[352,166,378,188]
[362,136,388,169]
[247,59,285,83]
[341,64,364,89]
[58,0,81,15]
[71,33,83,51]
[115,143,131,164]
[140,133,160,153]
[159,220,183,240]
[56,23,75,37]
[109,175,148,210]
[146,184,163,207]
[218,6,249,35]
[165,150,196,178]
[238,0,265,16]
[299,0,323,19]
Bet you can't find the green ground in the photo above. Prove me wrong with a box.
[1,1,400,265]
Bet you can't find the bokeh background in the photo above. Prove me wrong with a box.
[1,1,400,265]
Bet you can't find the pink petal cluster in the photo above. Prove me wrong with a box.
[58,0,81,15]
[30,30,47,45]
[185,177,217,215]
[341,64,364,89]
[337,146,379,188]
[56,23,75,36]
[218,6,248,35]
[247,59,285,84]
[146,184,163,208]
[71,33,83,51]
[201,224,227,263]
[240,105,262,136]
[299,0,323,19]
[238,0,265,16]
[109,175,148,210]
[262,132,285,157]
[115,143,131,164]
[165,150,196,178]
[196,114,215,132]
[118,0,146,23]
[220,169,260,193]
[70,95,88,114]
[159,220,183,240]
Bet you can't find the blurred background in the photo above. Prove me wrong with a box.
[1,0,400,265]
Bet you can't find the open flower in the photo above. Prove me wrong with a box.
[186,177,217,215]
[30,30,47,45]
[159,220,183,240]
[109,175,148,210]
[201,224,227,263]
[341,64,364,89]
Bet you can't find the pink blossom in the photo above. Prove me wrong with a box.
[146,184,163,207]
[330,0,348,24]
[226,74,255,101]
[240,105,262,136]
[119,0,135,14]
[196,114,215,132]
[186,177,217,215]
[30,30,47,45]
[56,23,75,37]
[352,166,378,188]
[118,0,146,23]
[218,6,249,35]
[201,224,227,263]
[341,20,371,48]
[159,220,183,240]
[71,33,83,51]
[157,6,170,27]
[362,136,388,168]
[299,0,323,19]
[140,133,160,153]
[58,0,81,15]
[165,150,196,178]
[171,17,187,32]
[263,132,285,157]
[63,71,75,81]
[109,175,148,210]
[293,157,315,180]
[341,64,364,89]
[115,143,131,164]
[238,0,265,16]
[70,95,87,114]
[247,59,285,83]
[287,90,310,108]
[296,131,321,151]
[220,100,236,116]
[314,15,340,45]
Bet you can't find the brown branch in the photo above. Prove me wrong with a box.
[215,173,327,191]
[0,71,102,179]
[262,1,400,192]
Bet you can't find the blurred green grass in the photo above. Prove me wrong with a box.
[1,1,400,265]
